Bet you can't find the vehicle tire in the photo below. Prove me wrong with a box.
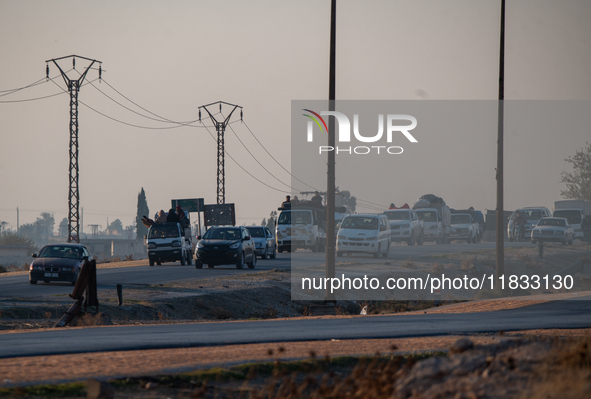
[270,247,276,259]
[195,260,203,269]
[287,247,292,252]
[568,237,574,245]
[44,280,49,283]
[180,256,186,266]
[248,252,256,269]
[382,243,390,258]
[337,251,343,257]
[319,238,326,252]
[278,246,283,253]
[262,246,268,260]
[29,280,37,285]
[407,232,415,246]
[436,234,442,245]
[562,239,567,245]
[236,252,244,269]
[208,264,215,268]
[187,253,192,265]
[149,257,154,267]
[156,261,161,266]
[417,231,424,246]
[373,244,380,258]
[71,280,76,286]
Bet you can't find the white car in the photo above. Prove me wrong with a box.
[508,207,552,242]
[449,213,479,243]
[531,217,574,245]
[337,214,391,258]
[384,209,423,245]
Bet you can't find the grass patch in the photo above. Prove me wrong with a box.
[0,382,85,398]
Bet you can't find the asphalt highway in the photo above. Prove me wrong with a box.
[0,295,590,359]
[0,241,533,298]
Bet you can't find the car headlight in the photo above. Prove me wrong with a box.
[366,236,377,241]
[338,235,346,240]
[229,242,240,249]
[147,243,157,249]
[172,240,181,247]
[554,230,564,235]
[400,224,410,229]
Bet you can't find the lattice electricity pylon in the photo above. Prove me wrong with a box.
[198,101,243,204]
[46,55,102,243]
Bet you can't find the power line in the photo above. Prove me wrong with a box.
[224,113,296,191]
[87,78,202,127]
[0,77,46,96]
[241,119,319,191]
[201,122,290,194]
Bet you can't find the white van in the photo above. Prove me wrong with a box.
[336,214,391,258]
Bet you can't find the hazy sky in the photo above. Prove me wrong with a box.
[1,0,590,232]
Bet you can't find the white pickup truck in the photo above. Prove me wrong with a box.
[275,202,326,253]
[384,208,424,245]
[449,212,479,244]
[415,206,451,244]
[146,222,193,266]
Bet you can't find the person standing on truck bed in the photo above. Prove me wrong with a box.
[167,208,180,223]
[311,191,322,205]
[156,210,167,224]
[281,195,291,208]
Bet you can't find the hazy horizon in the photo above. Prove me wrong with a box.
[1,0,590,235]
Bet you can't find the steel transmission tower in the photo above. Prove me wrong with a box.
[46,55,102,243]
[199,101,243,204]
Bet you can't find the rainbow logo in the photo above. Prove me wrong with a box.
[302,109,327,142]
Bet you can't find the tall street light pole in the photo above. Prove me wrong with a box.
[496,0,506,277]
[326,0,337,302]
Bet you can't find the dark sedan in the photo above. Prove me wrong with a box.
[29,243,91,285]
[194,226,256,269]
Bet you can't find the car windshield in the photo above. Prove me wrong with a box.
[537,219,566,227]
[520,210,542,220]
[384,211,410,221]
[416,211,437,222]
[341,216,379,230]
[39,246,81,259]
[247,227,265,238]
[553,210,581,224]
[278,211,312,225]
[148,224,179,239]
[451,214,471,224]
[203,228,241,240]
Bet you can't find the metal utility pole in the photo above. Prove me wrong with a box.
[46,55,102,243]
[325,0,337,302]
[199,101,243,204]
[496,0,506,278]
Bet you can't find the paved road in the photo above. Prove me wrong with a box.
[0,295,590,359]
[0,241,535,298]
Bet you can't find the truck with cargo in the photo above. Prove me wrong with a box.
[412,194,451,244]
[414,206,451,244]
[275,201,326,253]
[146,221,193,266]
[553,200,591,241]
